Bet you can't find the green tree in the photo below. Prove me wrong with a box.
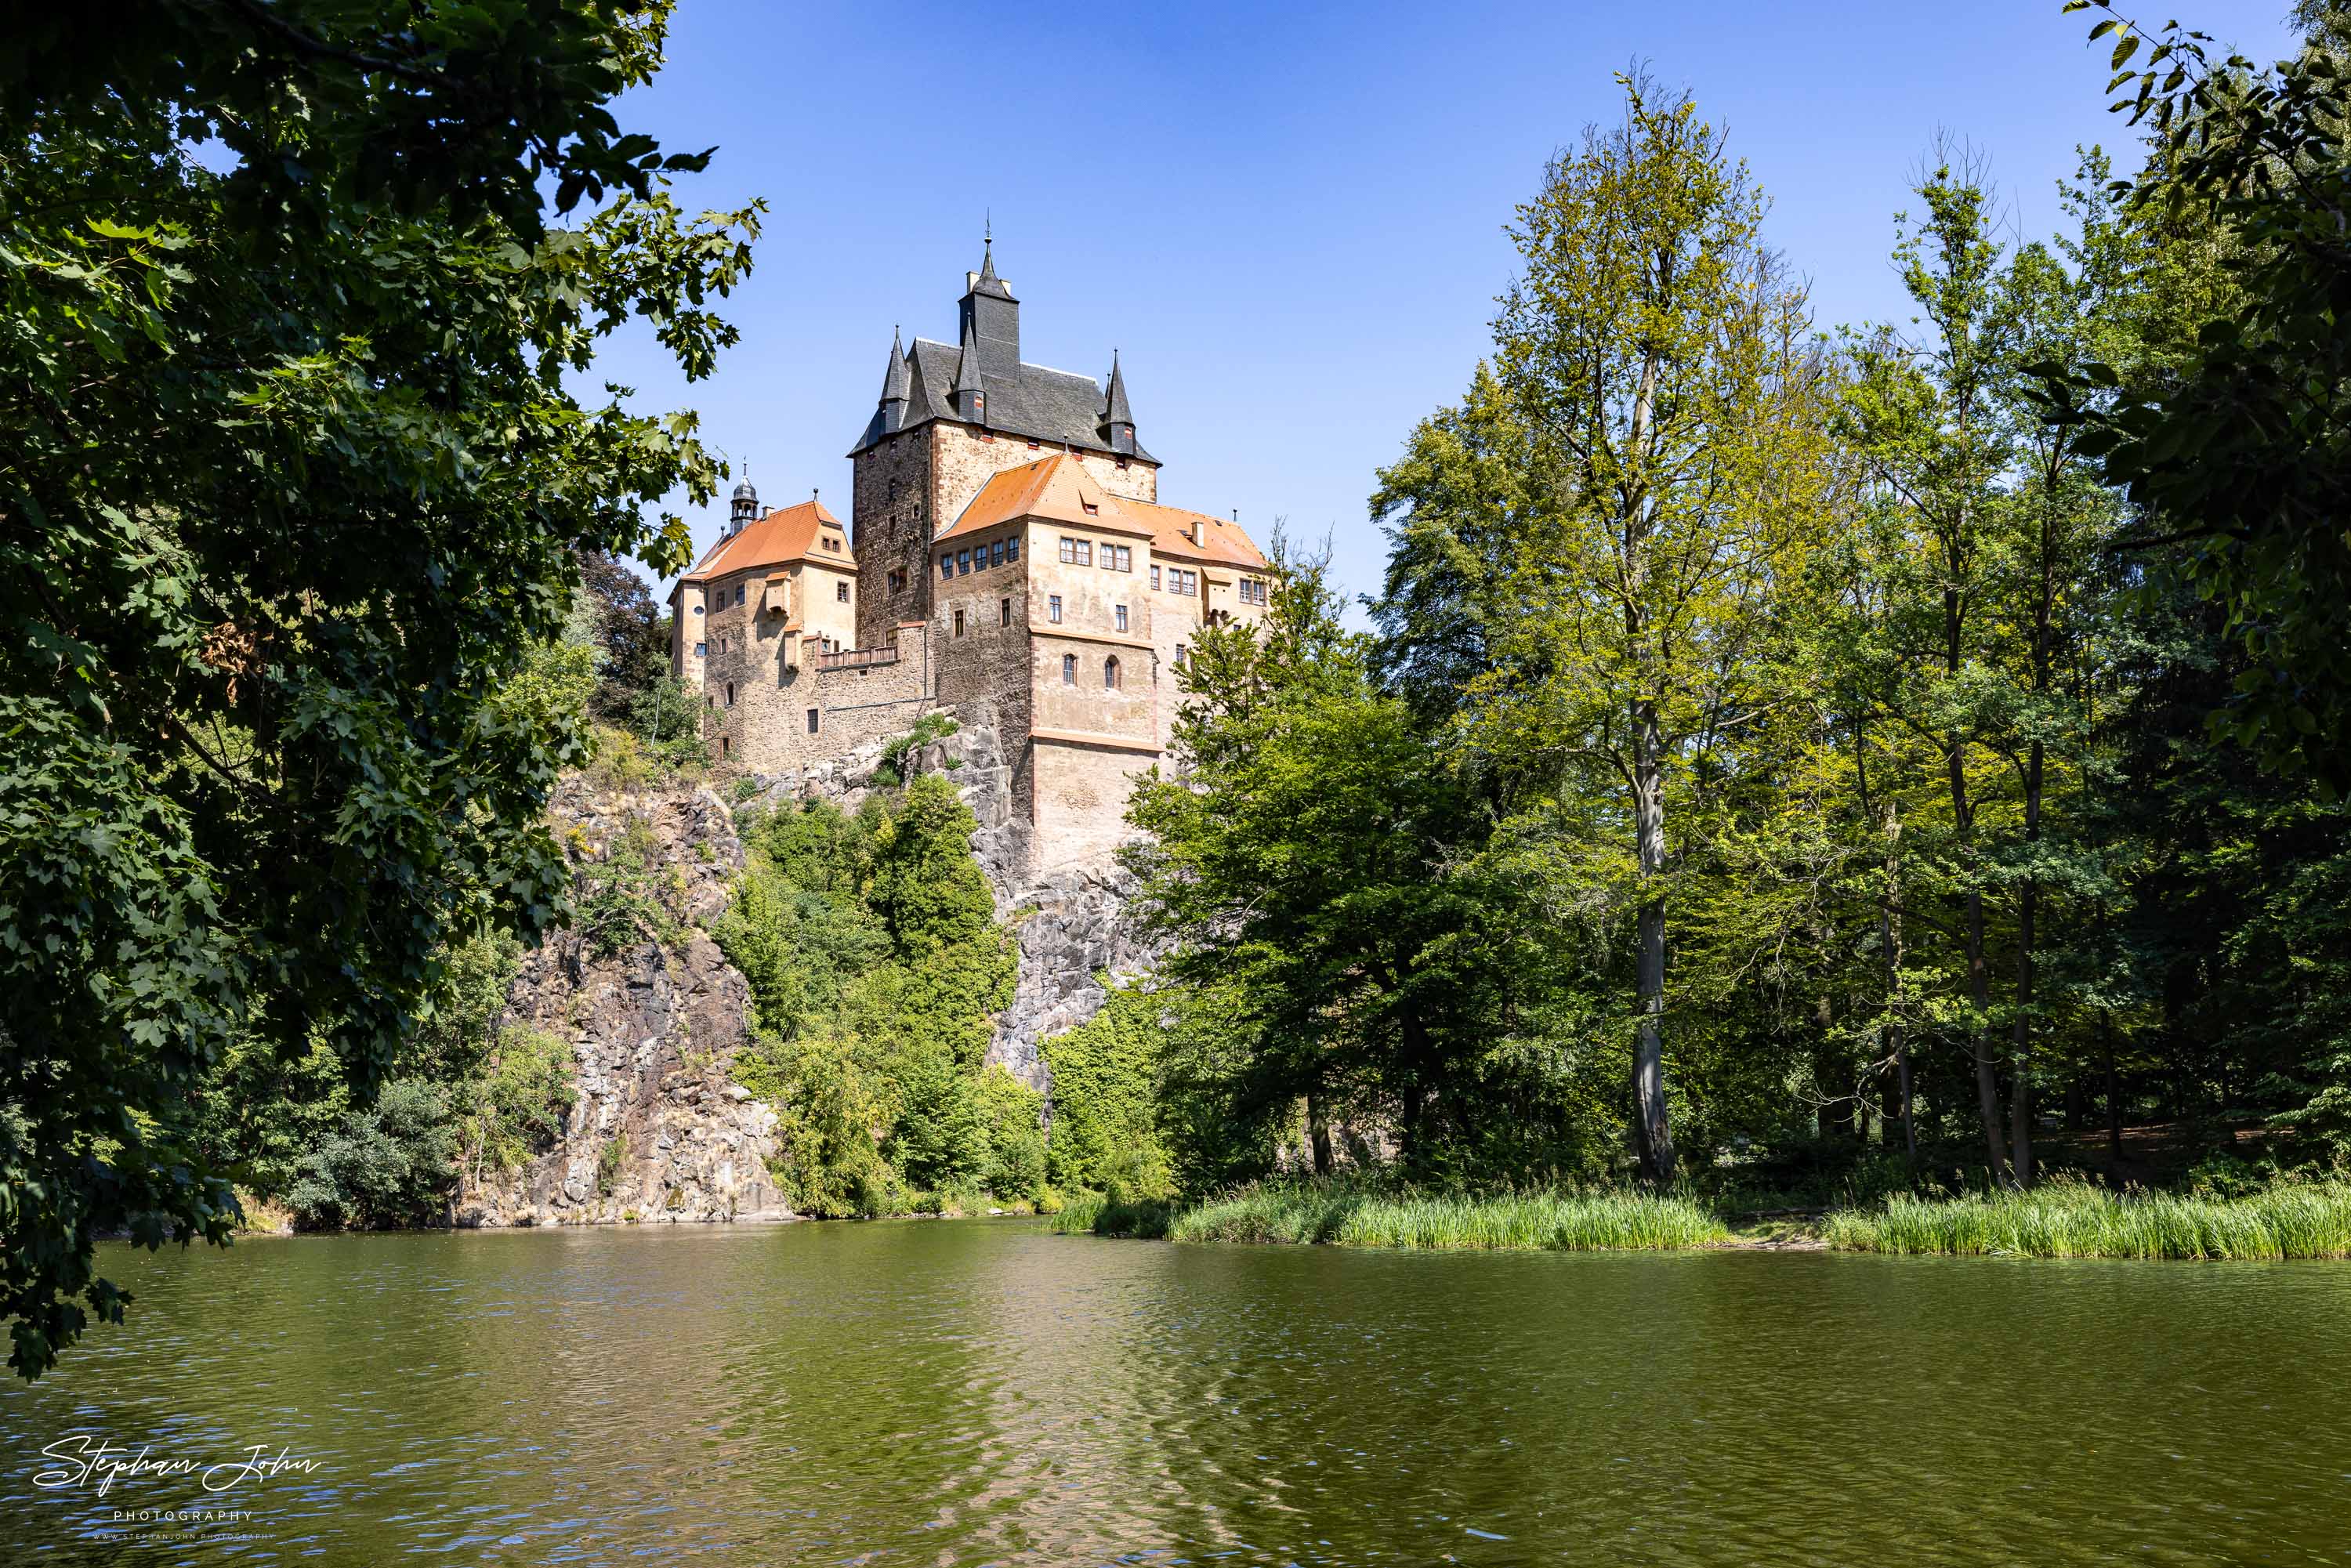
[1460,74,1836,1179]
[0,2,759,1376]
[2045,2,2351,791]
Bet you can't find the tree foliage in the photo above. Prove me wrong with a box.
[0,1,758,1377]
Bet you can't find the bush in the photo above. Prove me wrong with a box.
[284,1080,458,1229]
[458,1027,577,1179]
[1041,983,1172,1194]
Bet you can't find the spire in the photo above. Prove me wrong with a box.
[952,315,985,422]
[1099,351,1136,456]
[729,462,759,536]
[878,325,910,432]
[1101,350,1132,424]
[979,215,999,287]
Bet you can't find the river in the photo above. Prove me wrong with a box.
[2,1221,2345,1563]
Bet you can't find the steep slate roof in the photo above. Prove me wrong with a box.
[1119,498,1269,570]
[677,498,853,585]
[935,454,1152,542]
[850,338,1158,462]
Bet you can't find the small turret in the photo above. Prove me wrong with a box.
[729,474,759,536]
[877,327,910,433]
[1099,351,1136,456]
[952,316,985,423]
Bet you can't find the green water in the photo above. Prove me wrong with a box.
[3,1222,2347,1564]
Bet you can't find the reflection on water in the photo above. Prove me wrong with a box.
[3,1220,2348,1563]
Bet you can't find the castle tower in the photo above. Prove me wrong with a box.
[848,244,1162,650]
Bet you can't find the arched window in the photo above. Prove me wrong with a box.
[1061,654,1076,684]
[1104,656,1121,690]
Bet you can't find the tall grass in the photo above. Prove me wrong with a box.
[1060,1180,1726,1252]
[1826,1178,2351,1260]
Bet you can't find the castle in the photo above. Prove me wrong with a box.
[670,245,1272,871]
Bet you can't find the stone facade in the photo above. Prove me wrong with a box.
[672,252,1274,876]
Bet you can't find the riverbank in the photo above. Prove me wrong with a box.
[1053,1178,2351,1261]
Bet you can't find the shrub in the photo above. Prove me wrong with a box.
[458,1028,576,1179]
[284,1080,458,1229]
[596,1135,627,1198]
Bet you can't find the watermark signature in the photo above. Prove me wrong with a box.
[32,1436,318,1498]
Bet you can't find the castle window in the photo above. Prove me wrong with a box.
[836,581,849,603]
[1115,604,1128,632]
[889,568,907,594]
[736,585,746,606]
[1058,537,1074,564]
[807,708,820,733]
[954,609,966,637]
[1028,440,1041,451]
[726,682,736,706]
[1062,654,1076,684]
[1116,456,1130,470]
[1006,537,1020,562]
[694,603,704,615]
[1104,656,1121,690]
[1049,596,1062,624]
[940,556,953,581]
[1000,597,1011,626]
[694,642,706,657]
[990,540,1004,568]
[824,536,840,552]
[1112,545,1132,572]
[722,735,730,758]
[958,549,971,575]
[1150,565,1161,591]
[1175,643,1186,668]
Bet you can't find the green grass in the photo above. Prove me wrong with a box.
[1056,1180,1726,1252]
[1825,1178,2351,1260]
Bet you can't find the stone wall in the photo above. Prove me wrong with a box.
[705,621,932,776]
[850,430,936,648]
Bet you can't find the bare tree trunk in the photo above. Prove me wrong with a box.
[1878,800,1917,1164]
[2103,1015,2124,1171]
[1954,768,2007,1180]
[2009,737,2042,1186]
[1307,1088,1334,1178]
[1631,695,1676,1184]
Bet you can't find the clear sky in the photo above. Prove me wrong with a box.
[600,0,2296,611]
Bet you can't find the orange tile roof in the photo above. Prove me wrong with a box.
[936,454,1152,541]
[679,498,852,584]
[1118,498,1268,570]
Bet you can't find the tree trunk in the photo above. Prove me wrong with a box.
[1631,695,1676,1184]
[1307,1088,1334,1178]
[2103,1016,2124,1171]
[1878,800,1916,1164]
[2010,738,2040,1186]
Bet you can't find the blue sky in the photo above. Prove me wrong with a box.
[602,0,2296,610]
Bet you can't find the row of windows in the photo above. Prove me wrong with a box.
[1239,578,1268,605]
[1063,654,1123,690]
[942,537,1020,579]
[1154,567,1199,596]
[1059,537,1135,572]
[951,599,1018,636]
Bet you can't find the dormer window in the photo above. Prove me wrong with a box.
[1081,501,1099,516]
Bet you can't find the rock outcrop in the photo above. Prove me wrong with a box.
[456,780,794,1227]
[742,704,1161,1092]
[462,704,1160,1226]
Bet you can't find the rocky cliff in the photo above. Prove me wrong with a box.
[456,781,792,1226]
[460,707,1154,1224]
